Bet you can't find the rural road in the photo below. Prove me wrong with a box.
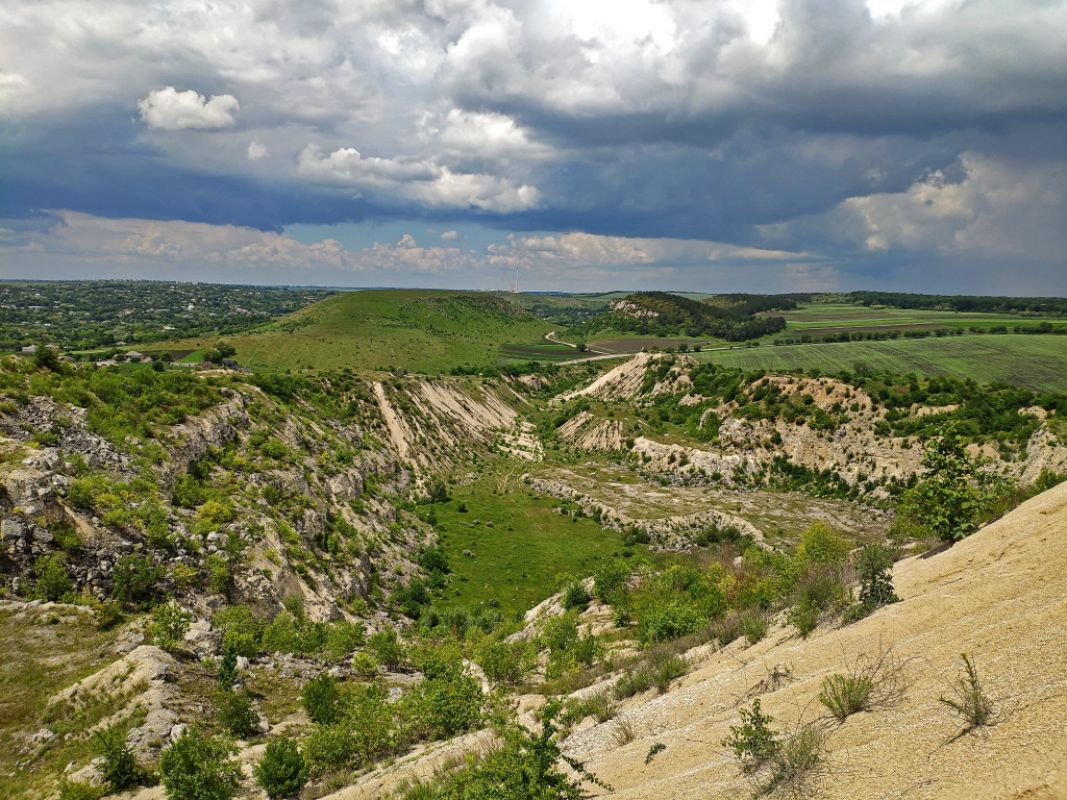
[544,330,612,355]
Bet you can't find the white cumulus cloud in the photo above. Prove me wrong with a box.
[247,139,270,160]
[138,87,240,130]
[297,144,541,213]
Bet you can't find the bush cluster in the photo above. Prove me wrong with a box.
[301,648,486,777]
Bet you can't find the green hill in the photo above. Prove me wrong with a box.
[165,289,553,373]
[600,291,790,340]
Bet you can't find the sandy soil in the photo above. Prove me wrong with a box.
[567,481,1067,799]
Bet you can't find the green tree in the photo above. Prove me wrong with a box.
[217,645,238,690]
[302,673,340,725]
[856,544,899,608]
[254,738,307,800]
[94,726,150,792]
[216,690,258,738]
[898,426,1001,543]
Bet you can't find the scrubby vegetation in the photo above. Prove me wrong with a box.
[399,700,609,800]
[598,291,791,341]
[939,654,996,733]
[2,284,1065,800]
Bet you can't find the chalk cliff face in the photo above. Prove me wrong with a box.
[553,355,1065,496]
[0,371,530,622]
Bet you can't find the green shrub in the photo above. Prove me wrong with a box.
[218,646,238,690]
[478,639,533,685]
[336,684,396,766]
[192,500,236,534]
[95,601,125,632]
[401,666,484,740]
[795,522,850,565]
[171,474,203,509]
[631,565,726,644]
[213,605,262,658]
[254,737,308,800]
[740,612,769,645]
[939,653,995,731]
[58,781,104,800]
[148,601,192,652]
[302,725,355,775]
[205,555,232,595]
[539,613,601,678]
[323,620,365,663]
[636,600,705,643]
[32,553,72,602]
[302,673,340,725]
[570,690,617,724]
[818,673,873,722]
[895,428,1002,543]
[368,628,404,669]
[259,611,304,655]
[592,560,629,603]
[95,726,150,792]
[216,690,258,738]
[788,599,820,638]
[722,699,778,774]
[350,651,379,679]
[111,554,164,610]
[562,581,591,611]
[788,562,851,637]
[67,477,99,511]
[649,652,687,692]
[399,700,607,800]
[159,727,240,800]
[613,651,687,699]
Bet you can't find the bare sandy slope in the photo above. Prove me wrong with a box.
[569,481,1067,800]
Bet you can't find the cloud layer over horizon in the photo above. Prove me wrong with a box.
[1,0,1065,293]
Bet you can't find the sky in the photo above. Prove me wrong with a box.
[1,0,1065,294]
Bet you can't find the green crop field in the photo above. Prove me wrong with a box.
[154,289,552,374]
[693,335,1067,393]
[778,303,1067,332]
[421,470,636,616]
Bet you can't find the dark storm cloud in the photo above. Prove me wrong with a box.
[0,0,1064,291]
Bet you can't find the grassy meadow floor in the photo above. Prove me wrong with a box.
[692,334,1067,393]
[419,468,639,617]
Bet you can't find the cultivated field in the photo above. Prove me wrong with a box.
[778,302,1067,333]
[693,334,1067,392]
[498,340,579,363]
